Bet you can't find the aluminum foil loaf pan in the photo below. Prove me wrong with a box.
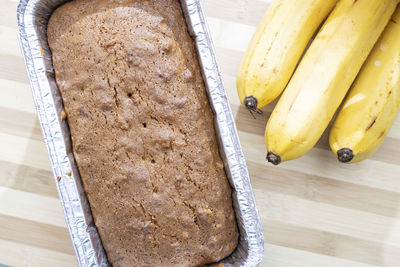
[17,0,264,266]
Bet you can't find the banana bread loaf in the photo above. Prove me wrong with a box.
[47,0,238,266]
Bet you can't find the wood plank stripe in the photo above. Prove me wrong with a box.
[203,0,270,27]
[0,214,74,254]
[248,160,400,218]
[0,160,58,198]
[262,219,400,266]
[262,243,376,267]
[221,75,241,106]
[0,54,29,84]
[0,25,22,58]
[207,17,255,53]
[0,78,35,114]
[0,0,18,29]
[0,132,51,171]
[0,107,43,141]
[255,190,400,246]
[214,47,243,78]
[0,239,76,267]
[0,186,66,227]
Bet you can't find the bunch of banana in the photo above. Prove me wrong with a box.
[236,0,338,113]
[329,7,400,164]
[262,0,398,165]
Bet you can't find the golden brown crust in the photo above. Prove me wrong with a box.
[47,0,238,266]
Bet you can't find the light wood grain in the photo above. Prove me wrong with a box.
[1,0,400,266]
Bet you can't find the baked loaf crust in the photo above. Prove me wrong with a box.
[47,0,238,266]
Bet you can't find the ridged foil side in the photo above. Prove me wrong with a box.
[17,0,264,266]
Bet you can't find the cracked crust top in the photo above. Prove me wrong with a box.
[47,0,238,266]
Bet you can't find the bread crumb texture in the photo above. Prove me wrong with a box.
[47,0,238,266]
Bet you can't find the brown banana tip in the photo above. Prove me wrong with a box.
[244,96,263,119]
[244,96,258,110]
[337,148,354,163]
[266,152,281,165]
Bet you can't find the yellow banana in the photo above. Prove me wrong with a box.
[329,7,400,164]
[265,0,399,165]
[236,0,338,112]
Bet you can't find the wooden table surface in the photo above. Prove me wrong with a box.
[1,0,400,266]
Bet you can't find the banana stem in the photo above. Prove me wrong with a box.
[244,96,263,119]
[244,96,258,110]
